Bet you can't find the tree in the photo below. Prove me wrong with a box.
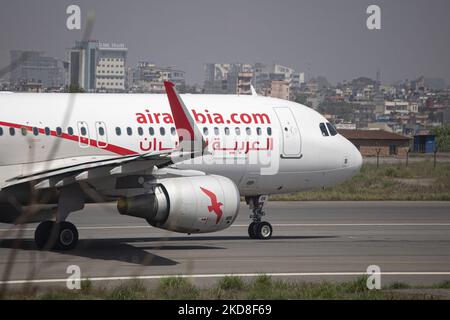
[431,125,450,152]
[67,84,85,93]
[293,93,308,105]
[318,101,354,122]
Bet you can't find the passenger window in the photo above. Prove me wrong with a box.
[116,127,121,136]
[0,127,3,136]
[9,128,15,136]
[326,123,337,136]
[246,127,251,135]
[21,128,27,136]
[99,127,105,136]
[45,127,51,136]
[33,127,39,136]
[224,127,230,135]
[235,127,241,135]
[127,127,132,136]
[171,127,176,136]
[256,127,262,136]
[138,127,144,136]
[80,127,87,136]
[319,123,329,137]
[214,127,219,135]
[68,127,74,135]
[56,127,62,136]
[149,127,154,136]
[267,127,272,136]
[160,127,165,135]
[203,127,209,135]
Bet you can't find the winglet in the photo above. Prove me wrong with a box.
[163,81,207,155]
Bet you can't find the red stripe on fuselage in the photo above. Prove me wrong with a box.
[0,121,137,156]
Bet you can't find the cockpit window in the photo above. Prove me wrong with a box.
[326,123,337,136]
[319,123,329,136]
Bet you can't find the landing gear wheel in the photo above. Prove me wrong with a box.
[35,220,55,249]
[255,221,273,240]
[56,221,79,250]
[248,222,258,239]
[34,221,78,250]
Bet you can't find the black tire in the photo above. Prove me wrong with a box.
[255,221,273,240]
[34,220,55,249]
[248,222,258,239]
[56,221,79,250]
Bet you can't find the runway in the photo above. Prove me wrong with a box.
[0,201,450,287]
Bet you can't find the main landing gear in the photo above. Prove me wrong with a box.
[246,195,273,240]
[34,184,84,251]
[35,221,79,250]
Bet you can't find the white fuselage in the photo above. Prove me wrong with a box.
[0,93,362,200]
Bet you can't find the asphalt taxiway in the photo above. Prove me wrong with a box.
[0,201,449,287]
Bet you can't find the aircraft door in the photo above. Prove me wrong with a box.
[274,107,302,158]
[95,121,108,148]
[77,121,90,148]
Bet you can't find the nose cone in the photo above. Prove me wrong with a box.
[345,138,362,172]
[353,146,363,170]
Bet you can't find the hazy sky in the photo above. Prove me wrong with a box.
[1,0,449,85]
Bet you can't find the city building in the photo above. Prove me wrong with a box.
[203,63,252,94]
[444,107,450,124]
[0,78,9,90]
[237,72,253,95]
[268,80,290,100]
[204,63,229,94]
[338,129,411,157]
[130,61,185,93]
[252,62,271,92]
[367,122,393,132]
[382,100,418,114]
[272,64,304,89]
[335,123,357,130]
[413,130,436,153]
[9,50,64,89]
[424,78,446,91]
[204,63,303,97]
[68,41,127,92]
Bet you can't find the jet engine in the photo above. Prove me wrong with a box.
[117,175,240,233]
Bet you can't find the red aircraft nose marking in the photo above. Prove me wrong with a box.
[200,187,223,224]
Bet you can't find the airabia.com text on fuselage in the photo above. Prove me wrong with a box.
[134,108,279,174]
[135,109,271,125]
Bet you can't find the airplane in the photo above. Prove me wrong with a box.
[0,81,362,250]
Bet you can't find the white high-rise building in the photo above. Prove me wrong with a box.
[68,41,127,92]
[95,42,127,91]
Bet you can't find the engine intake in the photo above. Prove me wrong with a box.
[117,187,169,223]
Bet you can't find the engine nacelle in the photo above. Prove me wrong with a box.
[117,175,240,234]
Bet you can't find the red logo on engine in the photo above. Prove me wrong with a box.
[200,187,223,224]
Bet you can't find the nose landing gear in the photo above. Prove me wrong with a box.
[246,195,273,240]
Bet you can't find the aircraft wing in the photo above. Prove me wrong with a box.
[4,150,172,189]
[2,81,206,190]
